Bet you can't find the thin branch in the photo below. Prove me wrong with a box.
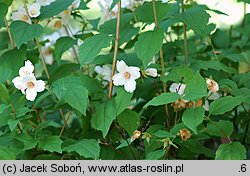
[64,26,80,64]
[4,17,15,48]
[35,38,51,80]
[59,110,72,138]
[181,0,188,65]
[152,0,170,130]
[108,1,121,99]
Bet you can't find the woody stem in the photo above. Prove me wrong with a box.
[152,0,170,131]
[108,1,121,99]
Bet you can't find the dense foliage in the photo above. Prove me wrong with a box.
[0,0,249,160]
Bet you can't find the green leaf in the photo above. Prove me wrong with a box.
[134,29,164,67]
[182,107,205,134]
[184,72,207,101]
[39,136,63,153]
[8,119,19,131]
[144,92,180,108]
[10,21,43,48]
[64,139,100,159]
[215,142,246,160]
[78,34,113,66]
[54,37,76,65]
[175,6,211,36]
[135,2,178,23]
[115,87,133,115]
[0,3,8,19]
[0,0,13,6]
[153,130,176,138]
[0,65,12,83]
[117,109,140,136]
[0,147,16,160]
[0,83,10,104]
[204,120,234,138]
[15,134,38,150]
[163,65,193,83]
[0,46,26,78]
[91,100,116,138]
[146,150,165,160]
[209,96,245,115]
[53,75,89,115]
[39,0,73,20]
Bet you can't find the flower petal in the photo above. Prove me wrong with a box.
[25,88,37,101]
[112,73,126,86]
[35,80,45,92]
[124,79,136,93]
[169,83,186,96]
[94,66,103,75]
[12,76,27,91]
[116,60,128,73]
[129,66,141,79]
[145,68,157,77]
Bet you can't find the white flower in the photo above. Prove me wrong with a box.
[206,78,219,93]
[145,68,157,77]
[11,6,31,24]
[12,60,45,101]
[112,60,140,93]
[69,0,81,10]
[19,60,34,76]
[12,74,45,101]
[58,10,71,25]
[27,3,41,18]
[36,0,55,6]
[169,83,186,96]
[94,65,111,82]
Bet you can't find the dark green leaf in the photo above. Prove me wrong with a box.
[78,34,113,65]
[54,37,76,65]
[64,139,100,159]
[0,83,10,104]
[115,87,133,115]
[10,21,43,48]
[91,99,116,138]
[53,75,89,115]
[146,150,165,160]
[39,0,73,20]
[134,29,164,67]
[204,120,234,137]
[182,107,205,134]
[0,147,16,160]
[184,72,207,101]
[215,142,246,160]
[209,96,245,115]
[117,109,140,136]
[39,136,63,153]
[144,92,181,108]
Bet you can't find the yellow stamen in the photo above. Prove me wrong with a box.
[124,72,131,79]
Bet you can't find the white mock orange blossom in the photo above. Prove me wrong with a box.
[112,60,140,93]
[12,60,45,101]
[145,68,158,77]
[11,7,31,24]
[27,3,41,18]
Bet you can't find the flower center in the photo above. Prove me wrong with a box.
[124,72,131,79]
[30,9,37,16]
[21,15,29,21]
[64,10,70,15]
[27,82,35,89]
